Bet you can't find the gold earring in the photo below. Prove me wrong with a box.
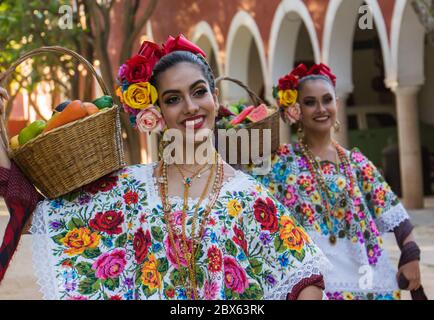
[297,122,304,140]
[158,138,169,160]
[334,120,341,133]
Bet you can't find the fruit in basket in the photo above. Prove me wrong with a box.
[46,112,60,128]
[218,105,235,118]
[83,102,100,115]
[229,105,255,125]
[10,135,20,150]
[43,100,88,133]
[93,95,113,110]
[246,104,269,123]
[18,120,47,146]
[54,100,71,113]
[228,105,240,115]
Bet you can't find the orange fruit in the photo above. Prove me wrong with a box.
[83,102,100,115]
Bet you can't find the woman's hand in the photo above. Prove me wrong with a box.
[0,87,9,117]
[397,260,421,291]
[297,285,324,300]
[0,87,11,168]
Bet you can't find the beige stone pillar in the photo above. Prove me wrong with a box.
[333,91,350,148]
[392,85,424,209]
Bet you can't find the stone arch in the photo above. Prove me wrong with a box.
[225,11,268,103]
[389,0,425,87]
[268,0,321,85]
[191,21,223,78]
[323,0,392,91]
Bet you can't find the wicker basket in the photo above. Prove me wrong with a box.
[215,76,279,165]
[0,46,126,199]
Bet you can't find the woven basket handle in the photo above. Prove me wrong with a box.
[0,46,112,155]
[215,76,265,106]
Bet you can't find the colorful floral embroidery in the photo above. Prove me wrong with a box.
[35,164,325,300]
[326,290,401,300]
[246,144,404,267]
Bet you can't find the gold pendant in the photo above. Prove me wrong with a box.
[329,234,337,245]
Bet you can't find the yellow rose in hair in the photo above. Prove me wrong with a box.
[278,89,298,108]
[123,82,158,109]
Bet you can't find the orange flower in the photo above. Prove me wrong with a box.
[279,216,310,252]
[141,254,162,290]
[61,227,100,256]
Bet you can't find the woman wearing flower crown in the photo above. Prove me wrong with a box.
[0,36,329,300]
[244,63,425,300]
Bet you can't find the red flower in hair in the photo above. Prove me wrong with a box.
[307,63,336,86]
[163,34,207,57]
[124,55,153,83]
[278,74,298,91]
[138,41,164,69]
[290,64,309,79]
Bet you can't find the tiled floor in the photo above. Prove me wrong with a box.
[0,197,433,300]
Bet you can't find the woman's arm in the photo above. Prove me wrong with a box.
[297,285,324,300]
[0,91,43,281]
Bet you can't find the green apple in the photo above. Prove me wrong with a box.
[18,120,47,145]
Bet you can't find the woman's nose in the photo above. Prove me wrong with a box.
[184,95,199,114]
[316,101,327,113]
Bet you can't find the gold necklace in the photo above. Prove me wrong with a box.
[299,138,338,245]
[299,138,355,245]
[158,153,224,299]
[174,162,208,187]
[177,164,211,179]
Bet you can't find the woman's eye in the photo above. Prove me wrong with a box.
[193,88,208,97]
[304,100,316,106]
[323,96,333,104]
[165,96,180,105]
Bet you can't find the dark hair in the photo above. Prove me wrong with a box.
[150,51,216,93]
[297,74,335,93]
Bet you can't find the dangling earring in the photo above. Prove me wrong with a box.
[334,120,341,133]
[158,137,169,160]
[297,122,305,140]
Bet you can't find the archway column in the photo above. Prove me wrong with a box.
[333,88,352,148]
[390,84,424,209]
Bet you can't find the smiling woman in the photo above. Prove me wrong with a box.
[245,63,426,300]
[0,35,329,300]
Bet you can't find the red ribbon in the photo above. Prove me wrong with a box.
[137,34,206,69]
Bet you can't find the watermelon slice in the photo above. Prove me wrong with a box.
[247,104,269,123]
[229,105,255,125]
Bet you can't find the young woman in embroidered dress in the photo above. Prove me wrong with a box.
[245,63,425,300]
[0,36,329,300]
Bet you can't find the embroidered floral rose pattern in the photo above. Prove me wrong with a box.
[245,144,402,268]
[40,165,324,300]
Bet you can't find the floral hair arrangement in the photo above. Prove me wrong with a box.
[116,34,206,133]
[273,63,336,125]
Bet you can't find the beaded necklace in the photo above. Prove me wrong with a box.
[158,152,224,299]
[299,138,355,245]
